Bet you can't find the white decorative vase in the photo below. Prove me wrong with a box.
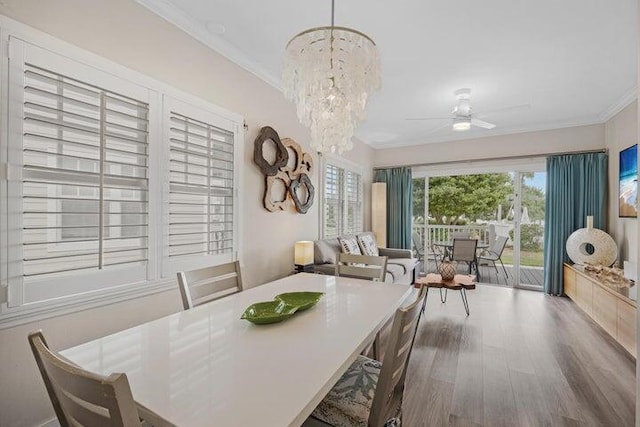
[565,216,617,266]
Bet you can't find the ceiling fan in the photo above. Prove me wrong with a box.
[406,88,530,132]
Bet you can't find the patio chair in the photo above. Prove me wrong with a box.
[451,231,471,240]
[451,238,478,275]
[429,243,445,273]
[412,232,425,265]
[478,235,509,278]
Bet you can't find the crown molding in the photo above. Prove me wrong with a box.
[598,86,638,123]
[136,0,637,151]
[135,0,282,90]
[367,117,605,149]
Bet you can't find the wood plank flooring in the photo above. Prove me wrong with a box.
[419,260,544,287]
[395,285,635,426]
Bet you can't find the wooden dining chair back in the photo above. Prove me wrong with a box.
[451,238,478,273]
[335,253,388,282]
[177,260,243,310]
[368,293,423,426]
[28,330,142,427]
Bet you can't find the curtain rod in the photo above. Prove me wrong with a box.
[372,148,608,170]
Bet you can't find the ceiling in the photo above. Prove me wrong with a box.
[138,0,637,148]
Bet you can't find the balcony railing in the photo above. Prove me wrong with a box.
[412,223,490,255]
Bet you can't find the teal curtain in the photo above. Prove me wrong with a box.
[374,167,413,249]
[543,153,608,295]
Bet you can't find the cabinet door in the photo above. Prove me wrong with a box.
[576,275,593,316]
[592,286,617,337]
[563,265,577,300]
[617,300,636,357]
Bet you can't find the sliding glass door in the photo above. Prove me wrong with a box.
[411,161,546,290]
[512,172,546,289]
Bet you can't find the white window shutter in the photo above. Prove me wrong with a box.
[322,162,363,238]
[164,96,237,275]
[7,40,151,305]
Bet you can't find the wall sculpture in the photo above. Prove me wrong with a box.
[253,126,315,214]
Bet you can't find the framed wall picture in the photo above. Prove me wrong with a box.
[619,144,638,218]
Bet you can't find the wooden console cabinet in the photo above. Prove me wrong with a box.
[563,263,636,357]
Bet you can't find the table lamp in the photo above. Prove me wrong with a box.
[294,241,314,273]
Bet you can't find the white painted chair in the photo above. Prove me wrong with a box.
[335,253,388,282]
[28,330,167,427]
[177,261,243,310]
[336,253,390,360]
[304,290,424,427]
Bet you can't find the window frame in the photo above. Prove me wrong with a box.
[320,154,364,238]
[0,17,244,328]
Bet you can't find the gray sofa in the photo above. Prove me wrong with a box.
[313,232,416,285]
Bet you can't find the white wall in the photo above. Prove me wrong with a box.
[373,123,606,167]
[605,101,638,264]
[0,1,374,425]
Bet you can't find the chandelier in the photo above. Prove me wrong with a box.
[282,0,380,154]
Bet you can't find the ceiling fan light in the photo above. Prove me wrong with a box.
[452,118,471,131]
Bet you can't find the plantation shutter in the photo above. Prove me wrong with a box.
[22,64,150,278]
[324,164,342,237]
[344,170,363,235]
[166,96,236,272]
[8,40,151,305]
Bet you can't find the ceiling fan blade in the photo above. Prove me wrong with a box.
[471,118,496,129]
[481,104,531,115]
[424,122,453,135]
[405,117,451,121]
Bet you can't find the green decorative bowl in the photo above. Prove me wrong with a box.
[274,292,324,311]
[240,301,298,325]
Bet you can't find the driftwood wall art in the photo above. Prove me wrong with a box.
[254,126,315,214]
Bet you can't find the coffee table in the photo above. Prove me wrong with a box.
[416,273,477,315]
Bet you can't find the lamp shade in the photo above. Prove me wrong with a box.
[294,241,314,266]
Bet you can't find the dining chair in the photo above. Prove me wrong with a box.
[335,253,388,282]
[336,253,390,360]
[478,235,509,278]
[303,291,424,427]
[28,330,155,427]
[451,238,478,275]
[177,260,243,310]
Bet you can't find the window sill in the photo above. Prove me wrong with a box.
[0,278,176,330]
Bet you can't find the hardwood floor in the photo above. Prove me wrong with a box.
[397,285,636,426]
[419,259,544,287]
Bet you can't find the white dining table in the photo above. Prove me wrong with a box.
[60,273,414,427]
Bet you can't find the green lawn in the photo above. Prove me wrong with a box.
[499,247,544,267]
